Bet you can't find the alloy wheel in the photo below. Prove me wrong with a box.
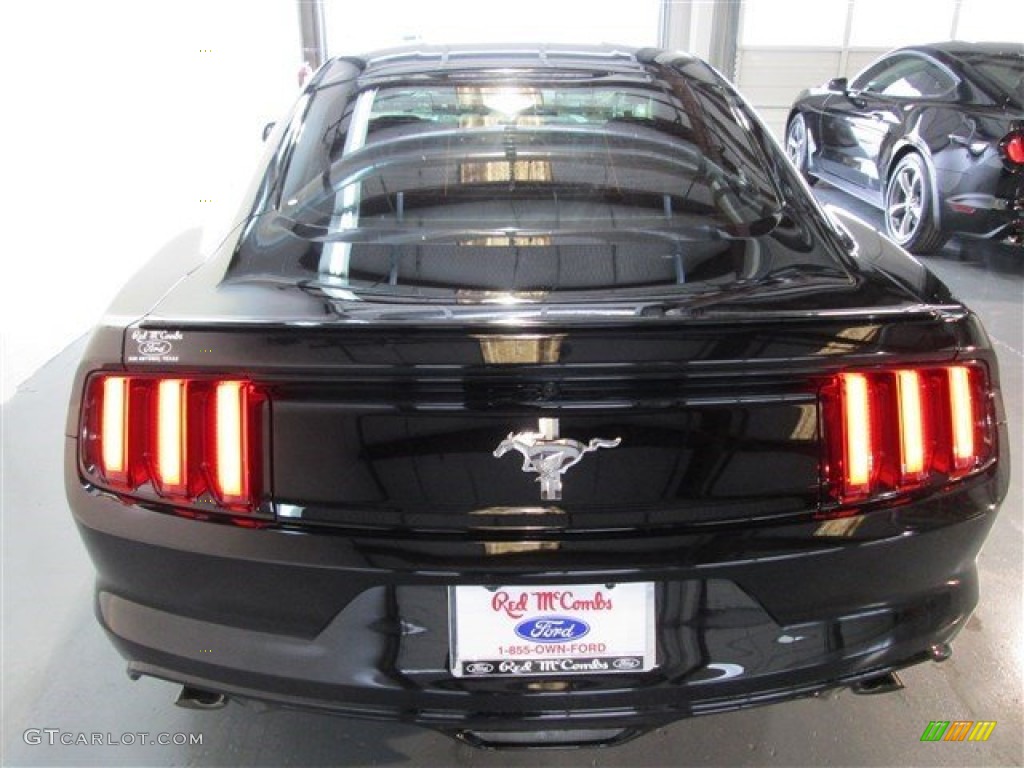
[886,163,924,243]
[786,116,807,169]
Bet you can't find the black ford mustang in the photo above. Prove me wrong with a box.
[66,44,1009,749]
[786,41,1023,254]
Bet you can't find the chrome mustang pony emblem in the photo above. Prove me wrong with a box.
[493,418,621,501]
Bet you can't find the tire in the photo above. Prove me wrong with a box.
[785,113,818,186]
[884,153,948,254]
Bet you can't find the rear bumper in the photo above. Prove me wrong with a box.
[949,210,1024,246]
[67,436,1005,737]
[939,170,1023,246]
[105,572,969,729]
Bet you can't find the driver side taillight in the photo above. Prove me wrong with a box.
[79,374,266,516]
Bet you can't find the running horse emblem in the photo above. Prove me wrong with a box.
[493,418,621,500]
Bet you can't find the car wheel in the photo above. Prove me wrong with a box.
[785,113,817,186]
[884,153,948,254]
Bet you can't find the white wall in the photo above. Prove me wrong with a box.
[0,0,301,401]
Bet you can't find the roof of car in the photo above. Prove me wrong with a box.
[312,43,718,93]
[327,42,688,83]
[909,40,1024,57]
[361,42,640,69]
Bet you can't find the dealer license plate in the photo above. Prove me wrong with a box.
[449,582,656,677]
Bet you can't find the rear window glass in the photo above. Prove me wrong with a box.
[260,60,826,301]
[964,53,1024,104]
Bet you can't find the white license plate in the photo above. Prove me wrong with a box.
[449,582,656,677]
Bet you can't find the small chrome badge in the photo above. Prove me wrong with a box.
[493,418,621,500]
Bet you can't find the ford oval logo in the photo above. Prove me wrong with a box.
[139,340,172,356]
[514,615,590,643]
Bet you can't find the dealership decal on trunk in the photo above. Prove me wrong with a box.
[493,418,621,500]
[128,329,184,363]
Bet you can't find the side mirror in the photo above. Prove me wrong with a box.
[261,122,276,142]
[826,77,848,93]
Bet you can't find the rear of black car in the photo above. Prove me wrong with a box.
[935,44,1024,248]
[65,45,1009,748]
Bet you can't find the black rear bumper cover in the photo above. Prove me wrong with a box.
[67,434,1003,735]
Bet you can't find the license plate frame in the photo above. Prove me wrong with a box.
[449,582,656,678]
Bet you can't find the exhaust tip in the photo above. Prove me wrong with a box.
[851,671,904,696]
[929,642,953,662]
[175,685,228,710]
[453,728,639,749]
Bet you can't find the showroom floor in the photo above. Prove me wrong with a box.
[2,186,1021,767]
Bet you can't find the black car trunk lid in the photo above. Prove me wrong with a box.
[120,312,961,535]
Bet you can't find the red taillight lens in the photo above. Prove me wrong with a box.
[948,365,977,471]
[841,372,873,496]
[100,376,129,481]
[823,364,994,505]
[80,374,264,515]
[1001,132,1024,165]
[155,379,187,494]
[213,381,249,504]
[896,369,927,483]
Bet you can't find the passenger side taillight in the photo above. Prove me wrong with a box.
[80,374,266,515]
[1000,130,1024,166]
[821,364,995,506]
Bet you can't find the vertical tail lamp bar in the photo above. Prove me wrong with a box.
[215,381,248,503]
[842,372,872,497]
[156,379,187,492]
[896,370,926,482]
[101,376,129,480]
[949,366,976,471]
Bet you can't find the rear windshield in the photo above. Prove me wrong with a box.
[263,61,819,301]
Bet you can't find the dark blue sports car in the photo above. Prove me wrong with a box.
[787,41,1023,254]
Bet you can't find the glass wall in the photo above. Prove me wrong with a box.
[741,0,848,47]
[736,0,1024,139]
[955,0,1024,42]
[323,0,661,55]
[742,0,1024,49]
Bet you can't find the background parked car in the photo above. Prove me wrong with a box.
[786,41,1023,254]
